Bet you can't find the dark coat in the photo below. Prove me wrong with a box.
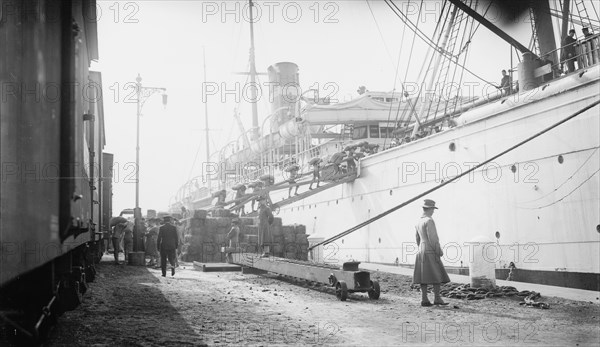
[157,223,179,252]
[561,35,577,59]
[257,204,274,245]
[413,215,450,284]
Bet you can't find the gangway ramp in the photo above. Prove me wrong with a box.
[236,173,357,216]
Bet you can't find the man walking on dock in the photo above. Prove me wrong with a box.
[157,215,179,277]
[413,199,450,306]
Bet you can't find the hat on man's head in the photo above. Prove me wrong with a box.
[422,199,438,209]
[569,29,576,34]
[163,215,173,221]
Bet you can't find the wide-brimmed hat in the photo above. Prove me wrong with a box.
[422,199,438,209]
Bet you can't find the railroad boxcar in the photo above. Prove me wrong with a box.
[0,0,109,342]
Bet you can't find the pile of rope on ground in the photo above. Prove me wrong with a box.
[411,282,550,309]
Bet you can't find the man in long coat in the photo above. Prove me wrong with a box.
[413,199,450,306]
[257,197,274,256]
[157,215,179,277]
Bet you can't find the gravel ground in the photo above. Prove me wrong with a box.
[47,256,600,346]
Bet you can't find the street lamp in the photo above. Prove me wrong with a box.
[134,73,167,252]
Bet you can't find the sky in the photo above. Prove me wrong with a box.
[92,0,598,214]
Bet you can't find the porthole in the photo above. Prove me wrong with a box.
[596,225,599,233]
[495,231,500,239]
[342,239,344,244]
[389,190,393,196]
[378,238,381,244]
[336,200,338,205]
[449,142,456,152]
[510,165,517,173]
[558,155,564,164]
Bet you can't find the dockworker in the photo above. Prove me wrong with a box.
[262,177,274,206]
[156,215,179,277]
[257,196,274,257]
[345,147,357,173]
[123,220,134,264]
[234,184,247,216]
[308,160,321,190]
[413,199,450,307]
[175,218,183,268]
[250,181,263,212]
[561,29,577,73]
[226,218,241,249]
[111,221,126,265]
[499,69,511,96]
[214,189,227,207]
[286,159,300,198]
[145,218,159,267]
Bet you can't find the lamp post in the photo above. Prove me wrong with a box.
[134,73,167,252]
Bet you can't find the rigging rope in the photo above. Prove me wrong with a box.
[380,0,413,148]
[308,99,600,250]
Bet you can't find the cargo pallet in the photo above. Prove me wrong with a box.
[227,252,380,301]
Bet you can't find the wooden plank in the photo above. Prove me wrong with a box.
[230,253,360,289]
[193,261,241,272]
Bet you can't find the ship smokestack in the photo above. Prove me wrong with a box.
[267,62,300,133]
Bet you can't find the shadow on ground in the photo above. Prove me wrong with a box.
[46,257,206,346]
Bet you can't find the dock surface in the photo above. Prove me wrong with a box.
[47,256,600,346]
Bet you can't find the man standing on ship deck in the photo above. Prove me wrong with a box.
[413,199,450,307]
[561,29,577,73]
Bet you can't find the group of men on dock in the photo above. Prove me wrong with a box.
[107,215,180,277]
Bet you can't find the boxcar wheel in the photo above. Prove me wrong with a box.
[335,281,348,301]
[59,280,82,312]
[368,280,380,299]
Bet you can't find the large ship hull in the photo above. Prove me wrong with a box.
[274,66,600,279]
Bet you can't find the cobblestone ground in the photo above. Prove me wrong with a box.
[47,256,600,346]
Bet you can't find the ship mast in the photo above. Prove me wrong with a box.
[447,0,535,56]
[561,0,571,39]
[248,0,259,140]
[203,46,211,191]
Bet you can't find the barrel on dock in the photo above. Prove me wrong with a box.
[307,234,324,263]
[466,236,496,289]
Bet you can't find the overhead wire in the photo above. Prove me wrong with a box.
[393,0,430,132]
[370,0,411,148]
[366,0,397,68]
